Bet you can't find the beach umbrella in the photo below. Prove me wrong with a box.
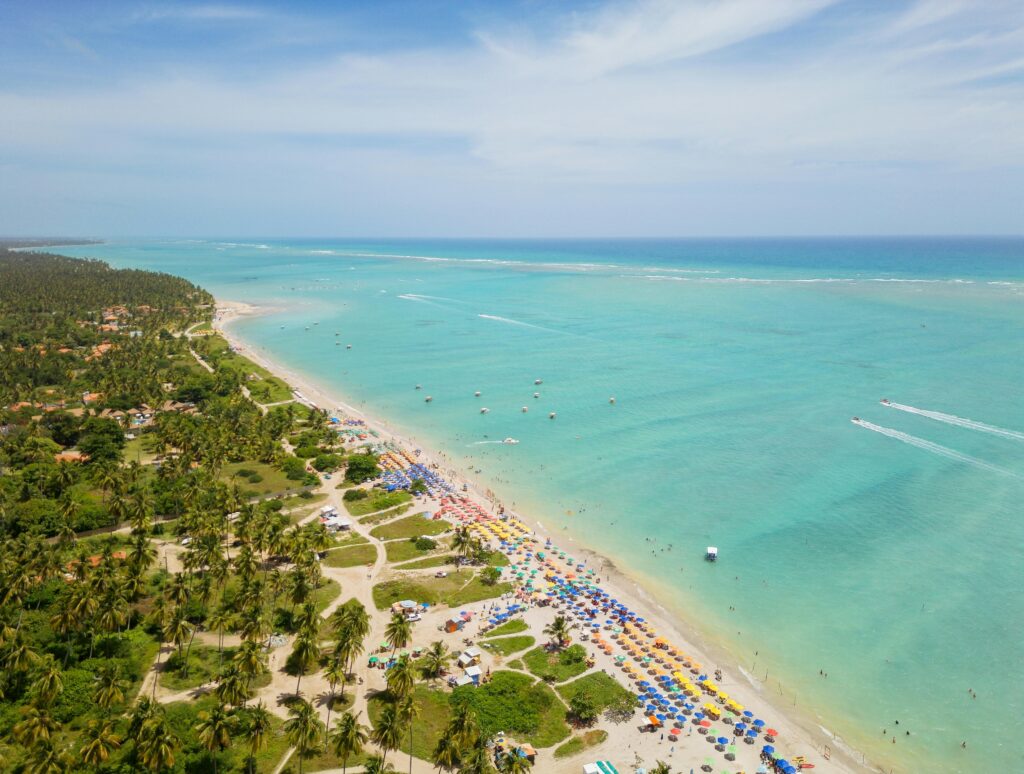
[753,719,765,728]
[761,745,775,755]
[717,737,729,745]
[743,711,754,719]
[746,730,758,738]
[734,723,747,732]
[699,719,711,728]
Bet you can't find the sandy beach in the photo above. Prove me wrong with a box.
[213,298,872,774]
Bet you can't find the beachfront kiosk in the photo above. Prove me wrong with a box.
[705,546,719,562]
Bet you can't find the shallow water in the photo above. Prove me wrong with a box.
[56,237,1024,772]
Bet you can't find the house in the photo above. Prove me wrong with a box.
[457,647,482,667]
[464,664,482,685]
[392,600,423,619]
[444,611,473,633]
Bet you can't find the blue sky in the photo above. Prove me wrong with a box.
[1,0,1022,237]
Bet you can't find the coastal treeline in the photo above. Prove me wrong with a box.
[0,250,357,771]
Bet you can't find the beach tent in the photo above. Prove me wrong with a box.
[465,665,482,684]
[454,675,474,687]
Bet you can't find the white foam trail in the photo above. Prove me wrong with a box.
[469,441,504,446]
[852,419,1017,477]
[883,402,1024,441]
[478,313,563,335]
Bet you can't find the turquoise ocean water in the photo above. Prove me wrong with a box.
[55,238,1023,772]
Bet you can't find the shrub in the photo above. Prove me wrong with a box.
[343,488,368,502]
[413,536,437,551]
[236,468,256,477]
[247,473,263,483]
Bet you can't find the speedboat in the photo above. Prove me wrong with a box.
[480,407,490,414]
[548,412,556,419]
[705,546,718,562]
[533,392,540,399]
[851,416,860,422]
[346,344,352,349]
[521,406,528,413]
[425,396,433,403]
[880,398,890,405]
[474,391,481,397]
[535,378,543,385]
[502,438,519,445]
[415,384,421,390]
[609,397,616,404]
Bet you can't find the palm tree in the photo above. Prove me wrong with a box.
[363,755,398,774]
[431,733,461,771]
[195,704,235,774]
[13,706,60,747]
[30,657,64,706]
[445,703,479,750]
[323,653,346,730]
[290,631,321,697]
[80,719,122,767]
[396,693,420,774]
[543,615,571,649]
[369,702,404,768]
[650,763,672,774]
[329,710,368,774]
[452,527,478,561]
[206,606,233,669]
[234,639,267,700]
[461,735,497,774]
[386,655,416,702]
[497,751,531,773]
[283,698,325,774]
[94,664,127,713]
[25,741,74,774]
[240,702,273,774]
[421,640,451,682]
[384,613,411,659]
[136,714,179,772]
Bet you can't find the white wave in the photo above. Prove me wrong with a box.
[883,402,1024,441]
[624,274,994,286]
[852,419,1017,477]
[468,441,504,446]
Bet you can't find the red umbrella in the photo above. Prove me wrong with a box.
[699,719,712,727]
[766,728,779,736]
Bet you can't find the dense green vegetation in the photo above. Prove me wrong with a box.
[480,636,536,657]
[451,671,571,748]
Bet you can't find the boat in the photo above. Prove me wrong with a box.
[533,392,540,399]
[880,398,890,405]
[502,438,519,445]
[609,397,616,404]
[851,416,860,422]
[534,378,543,385]
[548,412,556,419]
[474,391,481,397]
[346,344,352,349]
[415,384,422,390]
[335,341,340,345]
[705,546,718,562]
[480,407,490,414]
[279,325,285,329]
[521,406,528,413]
[425,396,433,403]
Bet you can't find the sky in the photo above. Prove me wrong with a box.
[1,0,1022,237]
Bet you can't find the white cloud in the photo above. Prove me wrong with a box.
[2,0,1023,234]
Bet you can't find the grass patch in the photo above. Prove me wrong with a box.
[556,671,636,713]
[523,645,589,683]
[370,513,449,541]
[480,636,535,657]
[507,659,524,670]
[358,503,412,525]
[220,460,294,497]
[323,543,378,568]
[384,538,438,564]
[123,433,160,465]
[394,553,456,570]
[452,670,570,748]
[445,577,513,607]
[158,644,224,691]
[311,578,342,613]
[344,489,412,517]
[368,685,452,763]
[483,619,528,638]
[554,729,608,759]
[371,570,508,610]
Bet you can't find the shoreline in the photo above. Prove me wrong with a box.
[214,297,875,773]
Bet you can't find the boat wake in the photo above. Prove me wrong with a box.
[477,313,563,334]
[852,419,1017,477]
[882,401,1024,441]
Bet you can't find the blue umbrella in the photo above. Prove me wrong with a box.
[753,719,765,728]
[735,723,747,732]
[717,737,729,745]
[656,713,667,722]
[746,730,758,738]
[762,745,775,755]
